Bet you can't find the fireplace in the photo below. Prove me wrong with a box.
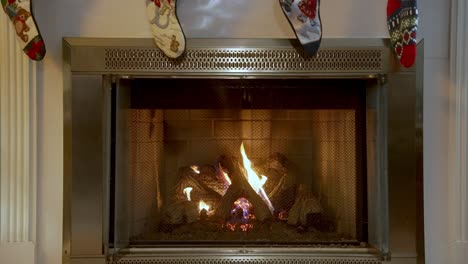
[125,78,366,245]
[63,38,423,264]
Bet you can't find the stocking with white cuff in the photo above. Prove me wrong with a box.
[2,0,46,61]
[146,0,186,59]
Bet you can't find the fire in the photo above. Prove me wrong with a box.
[278,209,288,221]
[199,200,210,213]
[239,143,263,192]
[259,175,267,187]
[190,165,200,174]
[226,198,255,232]
[239,143,275,213]
[183,187,193,201]
[218,163,232,186]
[232,197,253,222]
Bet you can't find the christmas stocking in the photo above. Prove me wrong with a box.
[399,0,418,68]
[279,0,322,56]
[386,0,418,68]
[146,0,186,59]
[2,0,46,61]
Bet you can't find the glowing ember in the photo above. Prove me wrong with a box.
[232,197,253,222]
[239,143,275,213]
[225,222,237,232]
[183,187,193,201]
[198,200,210,214]
[225,222,254,232]
[278,209,288,221]
[218,163,232,186]
[226,197,255,232]
[190,165,200,174]
[240,223,254,232]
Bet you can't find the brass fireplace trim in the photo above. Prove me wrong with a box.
[63,38,393,76]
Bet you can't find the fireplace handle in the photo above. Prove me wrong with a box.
[238,249,255,254]
[242,88,252,108]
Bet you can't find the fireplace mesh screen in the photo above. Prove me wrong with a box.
[115,78,366,246]
[128,109,358,244]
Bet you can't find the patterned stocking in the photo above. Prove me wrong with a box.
[387,0,418,68]
[279,0,322,56]
[2,0,46,61]
[146,0,186,59]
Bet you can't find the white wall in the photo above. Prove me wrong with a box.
[31,0,450,263]
[419,1,452,263]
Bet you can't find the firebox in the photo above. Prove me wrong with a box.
[124,78,366,245]
[63,38,424,264]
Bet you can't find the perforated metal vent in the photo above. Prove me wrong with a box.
[104,48,383,73]
[110,257,382,264]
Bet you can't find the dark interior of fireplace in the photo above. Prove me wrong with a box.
[110,78,369,247]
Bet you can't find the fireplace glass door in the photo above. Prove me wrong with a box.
[112,78,369,247]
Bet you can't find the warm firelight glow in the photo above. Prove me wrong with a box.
[190,165,200,174]
[232,197,253,221]
[183,187,193,201]
[240,143,265,193]
[226,198,255,232]
[218,163,232,186]
[199,200,210,213]
[259,175,267,187]
[239,143,275,213]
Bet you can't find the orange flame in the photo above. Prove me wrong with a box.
[183,187,193,201]
[190,165,200,174]
[218,163,232,186]
[199,200,210,213]
[239,143,275,213]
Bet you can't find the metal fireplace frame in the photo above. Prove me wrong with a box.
[63,38,424,264]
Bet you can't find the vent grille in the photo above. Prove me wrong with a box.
[104,48,383,73]
[110,258,381,264]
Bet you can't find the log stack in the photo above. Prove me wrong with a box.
[213,156,273,222]
[161,152,327,230]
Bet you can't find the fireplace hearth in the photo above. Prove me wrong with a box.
[63,38,423,264]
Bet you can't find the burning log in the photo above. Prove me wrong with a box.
[259,153,297,212]
[270,185,296,215]
[287,184,322,226]
[213,156,273,222]
[216,155,239,179]
[173,166,222,206]
[198,165,227,196]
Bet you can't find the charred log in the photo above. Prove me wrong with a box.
[257,153,297,212]
[162,201,198,225]
[173,166,222,206]
[287,184,322,226]
[271,186,296,213]
[198,165,226,196]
